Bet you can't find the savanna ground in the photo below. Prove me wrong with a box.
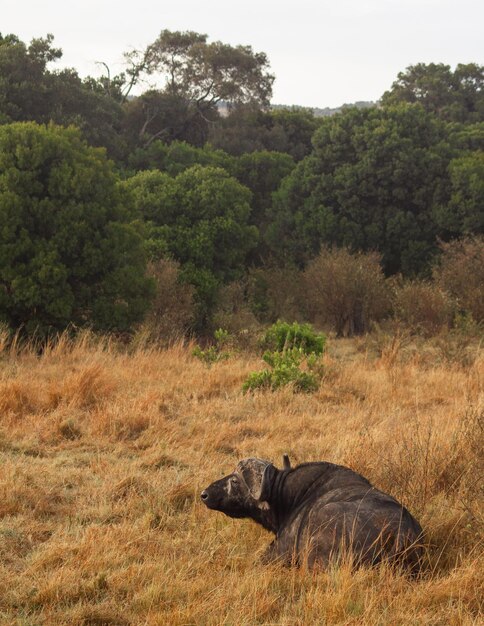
[0,331,482,625]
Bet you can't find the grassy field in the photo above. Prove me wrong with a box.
[0,332,482,625]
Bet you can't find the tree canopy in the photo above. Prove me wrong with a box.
[435,151,484,236]
[0,33,126,157]
[122,166,258,326]
[122,30,274,106]
[119,30,274,147]
[268,104,453,275]
[381,62,484,123]
[208,105,322,160]
[0,122,153,335]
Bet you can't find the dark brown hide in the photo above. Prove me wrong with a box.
[201,457,424,570]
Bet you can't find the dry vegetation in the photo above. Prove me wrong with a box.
[0,331,482,625]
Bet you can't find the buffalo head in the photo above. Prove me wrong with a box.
[201,457,279,520]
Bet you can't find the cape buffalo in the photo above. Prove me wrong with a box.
[201,455,423,570]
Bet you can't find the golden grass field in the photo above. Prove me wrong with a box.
[0,331,482,625]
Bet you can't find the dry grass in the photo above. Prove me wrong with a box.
[0,331,482,625]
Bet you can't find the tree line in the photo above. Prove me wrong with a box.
[0,31,482,337]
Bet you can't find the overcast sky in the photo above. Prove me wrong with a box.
[2,0,483,107]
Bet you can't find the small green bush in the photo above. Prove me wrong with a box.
[244,321,326,393]
[261,320,326,355]
[243,348,319,393]
[192,328,231,365]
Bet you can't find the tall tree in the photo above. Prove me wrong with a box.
[434,151,484,236]
[381,63,484,123]
[0,122,153,336]
[120,30,274,147]
[268,104,452,275]
[123,166,258,327]
[0,33,126,158]
[209,105,322,161]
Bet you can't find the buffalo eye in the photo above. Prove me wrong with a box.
[230,476,239,485]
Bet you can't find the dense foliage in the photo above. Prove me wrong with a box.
[0,123,153,335]
[268,104,455,274]
[381,62,484,122]
[0,32,482,338]
[0,33,126,158]
[123,166,257,327]
[243,321,325,393]
[260,320,326,355]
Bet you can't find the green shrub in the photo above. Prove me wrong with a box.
[243,348,319,393]
[192,328,231,366]
[244,321,326,393]
[261,320,326,355]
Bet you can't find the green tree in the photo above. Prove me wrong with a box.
[209,105,321,161]
[123,166,258,327]
[381,63,484,123]
[128,139,235,176]
[119,30,274,147]
[0,122,153,336]
[266,108,323,160]
[268,104,452,275]
[0,33,125,158]
[0,33,62,123]
[447,121,484,152]
[47,68,126,159]
[233,151,294,261]
[234,150,295,227]
[127,142,292,263]
[435,151,484,236]
[122,90,217,148]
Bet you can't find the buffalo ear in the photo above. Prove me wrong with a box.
[282,454,291,470]
[259,463,276,502]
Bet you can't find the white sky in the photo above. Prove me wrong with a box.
[2,0,483,108]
